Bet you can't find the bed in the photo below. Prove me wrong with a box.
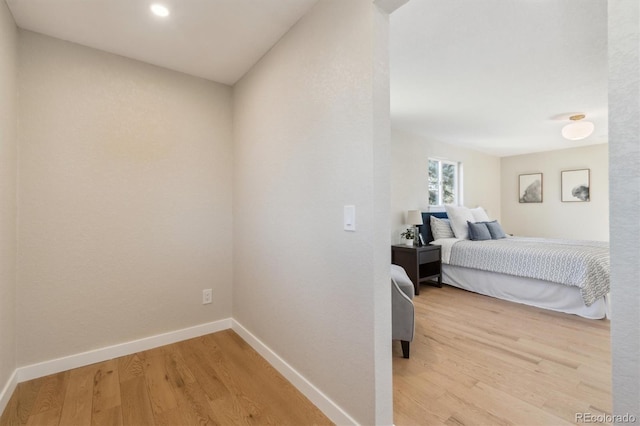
[419,211,610,319]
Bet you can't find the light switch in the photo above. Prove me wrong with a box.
[344,205,356,231]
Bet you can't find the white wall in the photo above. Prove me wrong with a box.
[232,1,392,424]
[16,31,233,365]
[0,0,18,397]
[609,0,640,418]
[391,127,501,242]
[500,144,608,241]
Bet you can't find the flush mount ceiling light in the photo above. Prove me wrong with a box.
[150,4,170,17]
[561,114,594,141]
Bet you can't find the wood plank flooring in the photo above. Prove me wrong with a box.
[0,330,331,426]
[2,285,612,426]
[393,285,612,426]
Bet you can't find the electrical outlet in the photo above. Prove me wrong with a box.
[202,289,212,304]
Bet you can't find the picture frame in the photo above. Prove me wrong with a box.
[519,173,543,203]
[561,169,590,202]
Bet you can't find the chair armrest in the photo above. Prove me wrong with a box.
[391,277,415,342]
[391,264,415,299]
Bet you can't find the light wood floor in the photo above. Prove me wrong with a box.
[0,329,331,426]
[1,286,612,426]
[393,285,612,426]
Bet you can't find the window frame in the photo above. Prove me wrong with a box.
[428,158,463,210]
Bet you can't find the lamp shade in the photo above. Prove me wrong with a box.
[407,210,423,225]
[562,118,594,141]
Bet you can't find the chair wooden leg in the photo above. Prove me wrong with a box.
[401,340,410,358]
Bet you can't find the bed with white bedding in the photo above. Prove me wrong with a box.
[420,211,610,319]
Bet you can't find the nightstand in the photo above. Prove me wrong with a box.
[391,244,442,295]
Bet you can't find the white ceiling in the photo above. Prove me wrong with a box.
[6,0,607,157]
[390,0,608,157]
[5,0,318,86]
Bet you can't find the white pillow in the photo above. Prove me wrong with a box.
[430,216,454,240]
[470,206,490,222]
[444,205,475,239]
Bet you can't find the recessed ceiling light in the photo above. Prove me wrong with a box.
[150,4,170,17]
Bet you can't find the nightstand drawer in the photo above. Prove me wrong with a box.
[419,249,440,264]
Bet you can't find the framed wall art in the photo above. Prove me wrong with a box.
[519,173,543,203]
[561,169,590,202]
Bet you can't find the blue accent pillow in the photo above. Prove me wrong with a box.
[485,220,507,239]
[467,221,492,241]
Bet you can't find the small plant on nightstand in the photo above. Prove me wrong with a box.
[400,228,415,246]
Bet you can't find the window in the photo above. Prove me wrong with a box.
[428,158,462,207]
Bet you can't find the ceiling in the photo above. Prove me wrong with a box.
[5,0,318,86]
[6,0,607,157]
[390,0,608,157]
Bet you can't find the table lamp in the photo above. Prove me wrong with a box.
[407,210,423,246]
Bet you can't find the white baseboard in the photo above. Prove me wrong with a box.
[2,318,352,425]
[16,318,232,383]
[231,319,357,426]
[0,369,18,416]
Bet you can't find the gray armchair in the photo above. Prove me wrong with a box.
[391,264,415,358]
